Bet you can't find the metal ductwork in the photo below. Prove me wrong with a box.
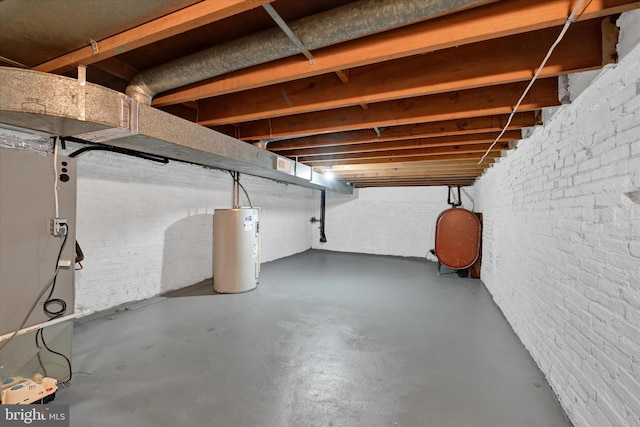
[125,0,498,104]
[0,67,352,194]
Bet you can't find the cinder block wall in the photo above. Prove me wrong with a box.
[312,186,473,257]
[473,21,640,427]
[73,151,313,314]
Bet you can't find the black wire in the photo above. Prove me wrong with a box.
[36,350,49,378]
[63,136,169,164]
[44,224,69,320]
[36,223,73,384]
[35,328,73,385]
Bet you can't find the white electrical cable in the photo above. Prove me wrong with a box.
[53,136,60,217]
[478,0,588,165]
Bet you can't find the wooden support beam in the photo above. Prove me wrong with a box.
[91,58,140,81]
[335,173,486,183]
[303,152,503,166]
[297,141,509,164]
[212,78,559,140]
[352,178,477,187]
[334,167,488,179]
[195,20,603,122]
[350,175,480,182]
[335,70,350,83]
[33,0,273,74]
[272,114,537,150]
[273,131,521,157]
[318,158,495,172]
[268,112,539,150]
[153,0,640,106]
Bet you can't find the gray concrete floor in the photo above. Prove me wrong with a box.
[57,250,571,427]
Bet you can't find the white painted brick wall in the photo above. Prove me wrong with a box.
[311,186,474,258]
[70,150,312,314]
[473,16,640,427]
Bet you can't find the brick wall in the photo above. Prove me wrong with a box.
[312,186,473,258]
[473,15,640,427]
[72,151,312,313]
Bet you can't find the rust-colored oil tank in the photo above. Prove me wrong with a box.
[434,208,481,270]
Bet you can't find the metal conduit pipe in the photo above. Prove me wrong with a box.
[320,190,327,243]
[126,0,497,104]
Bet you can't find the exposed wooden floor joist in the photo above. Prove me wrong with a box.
[273,131,521,158]
[11,0,638,187]
[33,0,273,74]
[196,19,610,125]
[211,79,559,139]
[152,0,635,106]
[266,112,540,150]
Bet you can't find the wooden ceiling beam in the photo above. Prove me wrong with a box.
[332,161,493,173]
[212,78,559,140]
[273,131,521,157]
[297,142,508,163]
[195,19,605,123]
[334,167,488,179]
[91,57,140,82]
[316,158,494,172]
[337,173,486,182]
[268,112,540,150]
[33,0,273,74]
[153,0,639,106]
[304,152,503,167]
[352,178,477,187]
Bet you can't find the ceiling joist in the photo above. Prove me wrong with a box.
[351,178,477,188]
[11,0,637,187]
[315,158,495,172]
[273,131,521,157]
[304,151,504,166]
[214,78,560,140]
[267,112,540,150]
[298,141,509,164]
[33,0,273,74]
[196,19,607,125]
[152,0,639,106]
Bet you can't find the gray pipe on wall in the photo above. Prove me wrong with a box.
[320,190,327,243]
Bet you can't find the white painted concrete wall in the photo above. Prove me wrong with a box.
[311,186,473,258]
[473,12,640,427]
[71,151,313,313]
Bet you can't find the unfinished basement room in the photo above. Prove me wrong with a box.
[0,1,639,426]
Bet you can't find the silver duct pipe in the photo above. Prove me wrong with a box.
[126,0,497,104]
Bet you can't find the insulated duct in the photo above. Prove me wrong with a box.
[0,67,352,194]
[125,0,498,104]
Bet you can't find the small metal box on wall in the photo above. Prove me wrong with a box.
[213,208,260,293]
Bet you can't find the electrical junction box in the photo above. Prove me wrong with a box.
[50,218,68,236]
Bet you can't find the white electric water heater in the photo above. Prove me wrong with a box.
[213,208,260,293]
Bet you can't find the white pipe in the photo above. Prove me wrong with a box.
[53,136,59,217]
[0,313,81,343]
